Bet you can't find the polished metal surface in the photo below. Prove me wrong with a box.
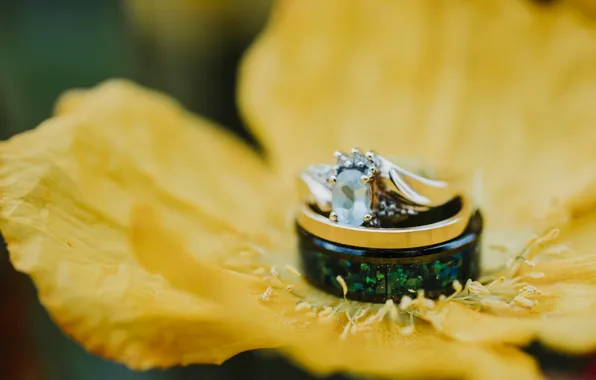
[297,196,472,249]
[299,149,461,225]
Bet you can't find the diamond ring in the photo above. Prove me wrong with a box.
[295,149,481,302]
[298,148,458,227]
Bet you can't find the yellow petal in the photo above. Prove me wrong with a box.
[0,79,566,379]
[436,303,536,346]
[240,0,596,227]
[566,0,596,17]
[0,80,285,368]
[284,337,540,380]
[131,205,541,380]
[437,286,596,355]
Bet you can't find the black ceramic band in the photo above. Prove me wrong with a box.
[298,211,483,303]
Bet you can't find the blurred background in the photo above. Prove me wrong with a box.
[1,1,596,379]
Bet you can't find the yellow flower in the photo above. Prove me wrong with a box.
[3,1,596,379]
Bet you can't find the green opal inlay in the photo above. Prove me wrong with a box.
[304,249,470,300]
[298,211,483,302]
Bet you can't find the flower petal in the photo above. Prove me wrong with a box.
[130,206,541,380]
[240,0,596,227]
[432,251,596,354]
[283,336,540,380]
[0,80,286,368]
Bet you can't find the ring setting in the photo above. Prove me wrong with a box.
[296,148,483,303]
[301,148,450,228]
[328,148,378,226]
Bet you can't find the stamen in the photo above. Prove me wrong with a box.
[295,301,312,312]
[340,322,352,340]
[452,280,463,293]
[253,267,266,275]
[538,229,560,244]
[400,296,413,310]
[284,265,301,277]
[388,303,398,322]
[336,275,348,297]
[246,243,267,256]
[318,307,334,317]
[486,276,506,289]
[361,314,379,326]
[467,281,490,295]
[270,266,279,278]
[523,259,535,267]
[260,286,273,301]
[353,307,368,322]
[542,244,573,256]
[400,313,415,335]
[511,295,534,309]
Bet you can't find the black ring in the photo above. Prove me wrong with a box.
[297,210,483,303]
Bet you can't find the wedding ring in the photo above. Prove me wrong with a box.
[297,210,482,302]
[376,155,456,208]
[296,148,482,302]
[298,148,460,227]
[297,196,471,249]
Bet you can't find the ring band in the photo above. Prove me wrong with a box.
[376,155,458,208]
[298,151,462,220]
[296,149,481,302]
[298,210,483,302]
[297,196,472,249]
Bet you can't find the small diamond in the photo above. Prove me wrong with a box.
[331,169,372,226]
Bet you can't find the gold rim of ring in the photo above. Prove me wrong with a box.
[297,196,473,249]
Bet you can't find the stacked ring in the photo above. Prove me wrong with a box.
[296,149,482,303]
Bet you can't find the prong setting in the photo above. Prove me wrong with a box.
[302,148,422,227]
[327,148,382,226]
[332,148,379,177]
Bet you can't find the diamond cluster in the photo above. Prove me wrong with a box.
[377,191,417,218]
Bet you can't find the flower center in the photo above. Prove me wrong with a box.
[331,169,372,226]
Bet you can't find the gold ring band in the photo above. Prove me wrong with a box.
[297,196,472,249]
[377,155,459,208]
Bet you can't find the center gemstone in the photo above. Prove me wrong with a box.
[331,169,372,226]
